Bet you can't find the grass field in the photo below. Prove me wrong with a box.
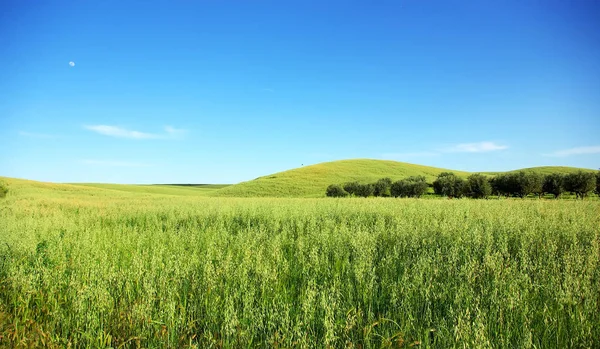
[69,183,230,197]
[214,159,594,197]
[1,177,599,348]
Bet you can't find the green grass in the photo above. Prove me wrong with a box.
[69,183,229,197]
[0,178,599,348]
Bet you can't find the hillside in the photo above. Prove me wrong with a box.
[214,159,596,197]
[70,183,229,196]
[2,161,595,199]
[213,159,471,197]
[482,166,597,176]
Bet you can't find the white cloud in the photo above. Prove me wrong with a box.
[81,159,151,167]
[382,151,439,159]
[19,131,57,139]
[443,141,508,153]
[84,125,186,140]
[545,146,600,157]
[164,125,187,138]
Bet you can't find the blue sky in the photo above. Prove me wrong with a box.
[1,0,599,184]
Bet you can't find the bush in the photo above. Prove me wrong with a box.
[464,174,491,199]
[543,173,565,199]
[343,182,360,196]
[596,172,600,196]
[373,178,392,197]
[433,172,465,198]
[390,180,409,198]
[0,181,7,198]
[391,176,428,198]
[490,175,511,197]
[354,183,375,198]
[509,171,542,198]
[564,171,596,199]
[326,184,348,197]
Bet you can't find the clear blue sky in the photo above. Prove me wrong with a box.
[1,0,599,184]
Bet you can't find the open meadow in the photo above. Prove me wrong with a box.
[1,177,599,348]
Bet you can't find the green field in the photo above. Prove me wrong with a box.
[1,176,599,348]
[69,183,230,197]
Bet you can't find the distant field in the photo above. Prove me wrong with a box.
[69,183,230,196]
[0,177,599,348]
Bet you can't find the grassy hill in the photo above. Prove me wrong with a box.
[214,159,596,198]
[213,159,471,197]
[2,161,595,199]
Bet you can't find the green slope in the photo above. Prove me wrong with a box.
[70,183,229,196]
[213,159,471,197]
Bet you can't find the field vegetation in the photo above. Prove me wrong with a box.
[1,177,599,348]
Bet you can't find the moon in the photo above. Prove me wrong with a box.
[69,61,75,67]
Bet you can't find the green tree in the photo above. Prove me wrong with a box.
[373,178,392,197]
[528,172,544,198]
[490,174,511,198]
[343,182,360,196]
[596,171,600,196]
[433,172,465,198]
[543,173,565,199]
[326,184,348,197]
[510,171,541,198]
[390,180,409,198]
[354,183,374,198]
[464,174,491,199]
[564,171,596,199]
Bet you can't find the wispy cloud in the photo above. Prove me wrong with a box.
[443,141,508,153]
[382,151,439,159]
[545,145,600,157]
[84,125,186,140]
[19,131,57,139]
[164,125,187,139]
[81,159,151,167]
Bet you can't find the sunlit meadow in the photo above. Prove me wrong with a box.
[0,180,598,348]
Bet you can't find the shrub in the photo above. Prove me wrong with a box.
[433,172,465,198]
[326,184,348,197]
[596,172,600,196]
[543,173,565,199]
[343,182,360,196]
[509,171,542,198]
[354,183,375,198]
[391,176,428,198]
[390,180,409,198]
[373,178,392,197]
[564,171,596,199]
[490,175,511,197]
[528,172,544,198]
[464,174,491,199]
[0,181,7,198]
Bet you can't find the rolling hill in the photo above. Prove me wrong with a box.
[2,160,595,198]
[214,159,596,197]
[213,159,471,197]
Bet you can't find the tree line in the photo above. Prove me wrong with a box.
[326,170,600,199]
